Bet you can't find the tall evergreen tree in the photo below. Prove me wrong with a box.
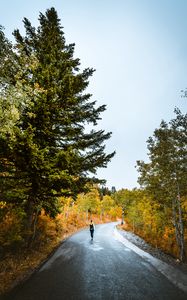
[0,8,115,235]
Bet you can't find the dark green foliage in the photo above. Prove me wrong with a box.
[0,8,115,235]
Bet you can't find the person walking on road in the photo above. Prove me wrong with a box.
[89,220,95,240]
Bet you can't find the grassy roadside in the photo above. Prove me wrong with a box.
[0,225,79,295]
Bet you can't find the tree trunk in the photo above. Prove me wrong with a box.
[121,207,124,225]
[30,207,40,244]
[172,196,186,262]
[24,198,35,246]
[172,198,179,245]
[176,193,185,262]
[25,199,34,231]
[133,220,135,232]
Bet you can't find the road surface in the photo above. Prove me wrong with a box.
[2,222,187,300]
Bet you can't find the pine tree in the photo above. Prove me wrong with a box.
[0,8,115,236]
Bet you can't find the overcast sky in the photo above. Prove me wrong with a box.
[1,0,187,190]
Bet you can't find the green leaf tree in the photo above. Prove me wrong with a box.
[99,194,114,219]
[137,109,187,261]
[77,188,100,219]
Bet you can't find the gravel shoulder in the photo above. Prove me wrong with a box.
[117,228,187,275]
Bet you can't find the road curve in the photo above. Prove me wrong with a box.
[2,222,187,300]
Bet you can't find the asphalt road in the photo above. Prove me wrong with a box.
[2,222,187,300]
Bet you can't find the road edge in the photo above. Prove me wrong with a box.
[114,226,187,294]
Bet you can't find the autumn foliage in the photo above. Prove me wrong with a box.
[114,189,187,260]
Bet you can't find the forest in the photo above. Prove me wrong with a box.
[0,7,187,295]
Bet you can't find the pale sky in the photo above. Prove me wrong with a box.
[1,0,187,190]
